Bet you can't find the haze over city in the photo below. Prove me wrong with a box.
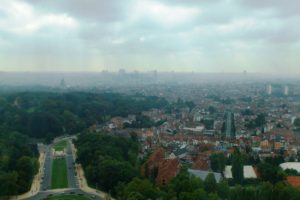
[3,1,300,200]
[1,0,300,73]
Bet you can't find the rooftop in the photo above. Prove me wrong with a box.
[280,162,300,172]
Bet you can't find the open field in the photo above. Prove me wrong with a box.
[51,158,68,189]
[44,195,91,200]
[53,140,67,151]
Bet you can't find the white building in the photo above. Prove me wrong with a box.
[183,126,205,133]
[284,86,289,96]
[224,165,257,179]
[280,162,300,172]
[267,84,272,95]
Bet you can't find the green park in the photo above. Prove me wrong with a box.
[51,158,68,189]
[53,140,67,151]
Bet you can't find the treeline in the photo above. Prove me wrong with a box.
[0,92,169,142]
[165,98,196,113]
[118,169,300,200]
[0,132,39,197]
[74,132,140,195]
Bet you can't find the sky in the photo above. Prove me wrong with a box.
[0,0,299,73]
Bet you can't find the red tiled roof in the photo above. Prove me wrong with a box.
[287,176,300,187]
[156,159,181,185]
[141,147,165,176]
[148,148,165,164]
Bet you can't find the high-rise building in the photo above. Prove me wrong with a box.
[266,84,272,95]
[60,78,66,89]
[284,86,289,96]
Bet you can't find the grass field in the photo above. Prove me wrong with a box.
[44,195,90,200]
[53,140,67,151]
[51,158,68,189]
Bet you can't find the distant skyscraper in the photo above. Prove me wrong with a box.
[60,78,66,89]
[266,84,272,95]
[118,69,126,75]
[284,86,289,96]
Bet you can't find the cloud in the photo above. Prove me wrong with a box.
[0,0,300,73]
[0,0,78,35]
[133,1,201,27]
[239,0,300,17]
[24,0,132,23]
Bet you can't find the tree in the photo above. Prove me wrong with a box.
[231,151,244,184]
[217,180,230,199]
[0,132,38,197]
[208,193,219,200]
[255,113,266,127]
[62,110,83,134]
[218,153,226,174]
[119,178,158,200]
[257,182,273,200]
[0,171,19,196]
[204,173,217,193]
[294,118,300,127]
[16,156,35,192]
[75,132,140,195]
[191,188,207,200]
[229,185,243,200]
[273,182,292,200]
[210,153,226,173]
[28,112,62,139]
[243,187,256,200]
[210,154,219,172]
[257,162,286,184]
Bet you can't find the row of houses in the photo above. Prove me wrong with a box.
[142,147,260,185]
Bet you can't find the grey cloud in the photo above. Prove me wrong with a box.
[25,0,132,22]
[160,0,221,6]
[1,0,300,73]
[239,0,300,17]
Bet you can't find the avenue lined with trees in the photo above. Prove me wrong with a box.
[0,92,169,198]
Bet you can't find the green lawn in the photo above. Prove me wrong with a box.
[53,140,67,151]
[44,195,91,200]
[51,158,68,189]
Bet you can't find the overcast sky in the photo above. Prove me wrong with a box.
[0,0,299,73]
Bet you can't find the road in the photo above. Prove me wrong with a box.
[26,137,103,200]
[40,145,52,191]
[225,112,232,138]
[66,140,79,188]
[27,188,102,200]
